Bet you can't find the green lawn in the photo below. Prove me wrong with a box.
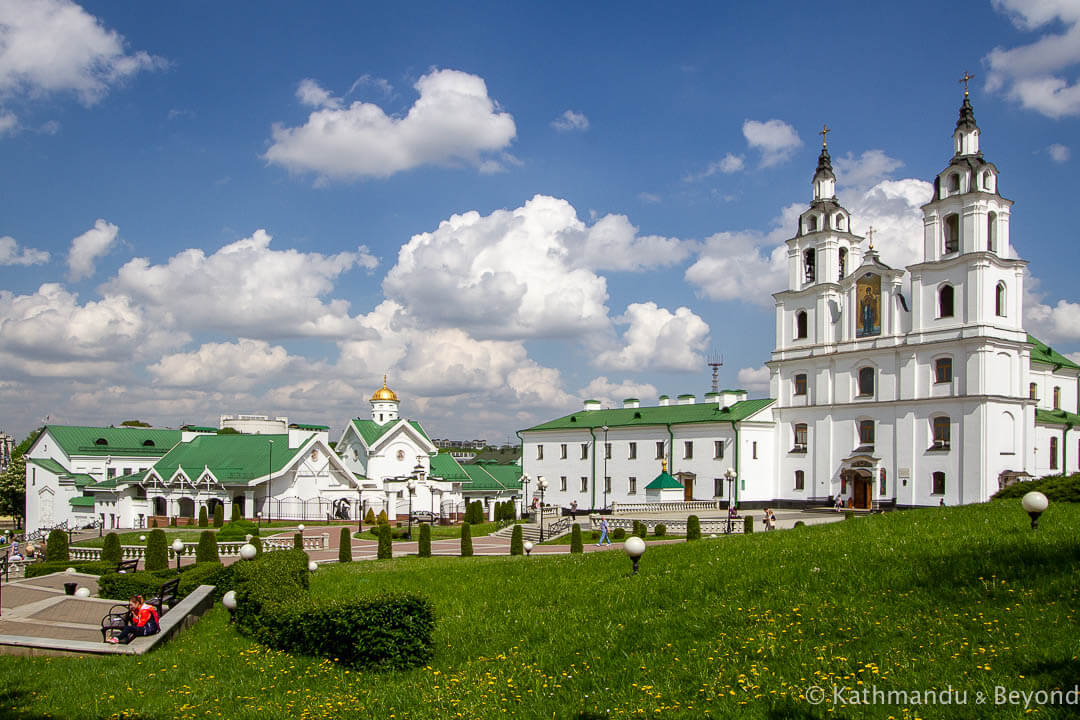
[354,520,512,542]
[2,500,1078,719]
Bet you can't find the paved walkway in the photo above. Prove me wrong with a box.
[0,572,115,644]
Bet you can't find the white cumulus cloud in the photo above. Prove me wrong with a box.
[1048,143,1070,162]
[0,235,49,265]
[743,119,802,167]
[684,153,745,182]
[737,365,771,392]
[593,302,710,372]
[67,218,118,280]
[552,109,589,131]
[148,339,295,391]
[265,68,517,182]
[578,377,659,408]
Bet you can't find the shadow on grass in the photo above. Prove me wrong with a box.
[1021,658,1080,695]
[0,684,163,720]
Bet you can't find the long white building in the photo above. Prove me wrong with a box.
[521,91,1078,510]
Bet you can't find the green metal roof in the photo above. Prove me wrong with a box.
[461,463,522,492]
[645,470,684,491]
[88,470,149,491]
[69,496,96,507]
[67,473,97,487]
[28,457,69,475]
[429,453,470,483]
[1035,408,1080,426]
[1029,334,1080,370]
[521,397,775,432]
[151,434,304,486]
[290,423,330,431]
[351,418,432,446]
[43,425,181,458]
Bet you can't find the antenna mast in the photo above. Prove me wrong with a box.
[707,352,724,394]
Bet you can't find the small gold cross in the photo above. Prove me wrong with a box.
[867,225,874,250]
[819,124,831,147]
[960,71,976,96]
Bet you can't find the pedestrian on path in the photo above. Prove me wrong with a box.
[597,517,612,546]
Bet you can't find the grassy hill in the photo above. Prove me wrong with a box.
[1,499,1077,719]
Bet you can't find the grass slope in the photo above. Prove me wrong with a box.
[1,501,1077,719]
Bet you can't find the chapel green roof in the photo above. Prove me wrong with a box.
[461,463,522,492]
[1035,408,1080,427]
[69,496,96,507]
[43,425,181,458]
[88,470,149,491]
[151,433,305,486]
[429,453,470,483]
[521,397,775,432]
[66,473,97,487]
[645,469,684,490]
[1028,334,1080,371]
[350,419,432,446]
[27,457,69,475]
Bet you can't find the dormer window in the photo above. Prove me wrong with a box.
[939,284,955,318]
[943,214,959,254]
[795,311,808,340]
[142,439,155,447]
[95,438,108,446]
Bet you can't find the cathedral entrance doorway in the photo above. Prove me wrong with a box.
[676,472,696,502]
[852,472,872,509]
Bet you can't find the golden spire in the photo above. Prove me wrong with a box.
[819,124,831,147]
[867,225,874,251]
[661,458,668,473]
[370,374,399,403]
[960,71,975,97]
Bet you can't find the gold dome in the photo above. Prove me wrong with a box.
[370,375,399,403]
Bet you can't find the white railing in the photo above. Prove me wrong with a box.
[67,532,330,562]
[590,515,739,535]
[610,500,721,514]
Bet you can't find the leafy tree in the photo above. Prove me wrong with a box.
[13,428,42,458]
[0,454,27,528]
[570,523,583,554]
[198,506,208,527]
[686,515,701,541]
[338,527,352,563]
[377,524,392,560]
[145,529,168,571]
[216,427,240,435]
[460,522,473,557]
[119,420,151,427]
[418,523,431,558]
[510,525,523,556]
[46,528,69,562]
[101,532,122,564]
[213,504,224,528]
[196,531,220,563]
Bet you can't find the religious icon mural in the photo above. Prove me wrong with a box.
[856,273,881,337]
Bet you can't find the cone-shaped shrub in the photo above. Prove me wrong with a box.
[460,522,473,557]
[510,524,523,556]
[198,506,208,527]
[686,515,701,541]
[293,532,303,550]
[377,509,388,526]
[365,507,376,525]
[570,523,583,553]
[744,516,754,534]
[213,504,224,528]
[634,520,647,539]
[145,529,168,571]
[196,530,220,563]
[254,537,263,556]
[338,527,352,563]
[231,503,242,521]
[418,523,431,557]
[101,532,122,564]
[46,528,69,562]
[377,524,392,559]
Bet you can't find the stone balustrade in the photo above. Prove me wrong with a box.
[610,500,721,514]
[67,532,330,562]
[589,514,737,535]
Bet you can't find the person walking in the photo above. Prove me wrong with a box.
[597,517,612,546]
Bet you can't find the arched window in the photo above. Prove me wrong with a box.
[935,357,953,384]
[858,420,875,446]
[142,439,155,447]
[857,367,875,397]
[794,470,805,490]
[1050,436,1059,470]
[948,173,960,194]
[1053,386,1061,410]
[795,311,808,340]
[803,248,816,282]
[932,471,946,495]
[807,215,818,232]
[1029,382,1038,400]
[838,247,847,280]
[932,416,951,448]
[999,411,1016,454]
[987,211,997,252]
[983,170,994,192]
[995,282,1006,317]
[95,437,108,446]
[939,285,955,318]
[793,424,807,451]
[943,214,960,254]
[835,213,846,231]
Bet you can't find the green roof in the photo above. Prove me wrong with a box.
[43,425,181,458]
[351,419,432,447]
[28,457,69,475]
[1029,334,1080,370]
[88,470,149,491]
[521,397,775,432]
[67,473,97,487]
[1035,408,1080,427]
[290,423,329,431]
[69,496,96,507]
[461,463,522,492]
[645,469,684,490]
[429,453,470,483]
[151,434,304,486]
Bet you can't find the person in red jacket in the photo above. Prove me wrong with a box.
[107,595,159,644]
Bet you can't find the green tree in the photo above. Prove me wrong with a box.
[293,532,303,550]
[119,420,151,427]
[213,504,224,528]
[145,529,168,571]
[45,528,69,562]
[196,530,220,563]
[198,506,208,527]
[231,503,242,521]
[686,515,701,541]
[510,524,523,556]
[0,453,27,528]
[418,523,431,558]
[338,527,352,563]
[570,523,583,553]
[364,507,376,525]
[460,522,473,557]
[101,532,122,564]
[377,524,392,560]
[377,509,388,526]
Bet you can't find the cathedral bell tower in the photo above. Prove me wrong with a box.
[370,376,400,426]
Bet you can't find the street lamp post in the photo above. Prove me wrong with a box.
[521,474,530,519]
[601,425,609,510]
[171,538,184,572]
[406,479,417,540]
[724,468,737,533]
[266,439,273,525]
[537,476,548,542]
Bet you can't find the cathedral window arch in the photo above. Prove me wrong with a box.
[932,471,946,495]
[938,284,955,318]
[943,214,960,254]
[794,470,805,490]
[794,373,807,396]
[793,423,807,452]
[856,366,875,397]
[982,170,994,192]
[1053,386,1061,410]
[995,282,1006,317]
[838,247,847,280]
[795,311,808,340]
[987,212,997,252]
[857,419,875,447]
[1029,382,1037,400]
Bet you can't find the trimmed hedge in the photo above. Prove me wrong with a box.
[654,524,667,537]
[198,506,208,528]
[612,527,626,540]
[794,520,806,528]
[418,524,431,558]
[338,527,352,563]
[217,520,260,541]
[460,522,473,557]
[293,533,303,550]
[101,532,122,564]
[992,474,1080,503]
[196,531,220,563]
[145,529,169,571]
[744,516,754,534]
[570,523,583,553]
[213,505,224,528]
[25,560,115,578]
[510,524,523,556]
[46,529,69,563]
[177,561,234,601]
[231,503,242,521]
[99,568,178,602]
[377,524,392,560]
[686,515,701,541]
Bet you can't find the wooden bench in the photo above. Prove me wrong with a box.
[99,576,180,642]
[147,577,180,618]
[116,559,139,573]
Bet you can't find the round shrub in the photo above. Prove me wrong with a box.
[591,529,600,541]
[613,527,626,540]
[145,529,168,571]
[794,520,806,528]
[510,524,523,556]
[213,504,224,528]
[101,532,122,564]
[654,524,667,537]
[338,527,352,563]
[231,503,242,521]
[198,506,208,528]
[744,516,754,534]
[218,519,259,541]
[377,524,392,560]
[634,520,647,539]
[686,515,701,541]
[46,528,69,562]
[570,523,583,553]
[418,523,431,558]
[460,522,473,557]
[196,530,220,563]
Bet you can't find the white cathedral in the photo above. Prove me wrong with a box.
[521,90,1079,510]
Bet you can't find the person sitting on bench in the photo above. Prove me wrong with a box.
[106,595,159,644]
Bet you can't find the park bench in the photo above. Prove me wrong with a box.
[99,576,180,642]
[116,559,139,573]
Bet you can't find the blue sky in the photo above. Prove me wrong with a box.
[1,0,1078,443]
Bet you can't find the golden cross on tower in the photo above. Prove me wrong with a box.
[819,124,831,147]
[867,225,874,250]
[959,71,976,96]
